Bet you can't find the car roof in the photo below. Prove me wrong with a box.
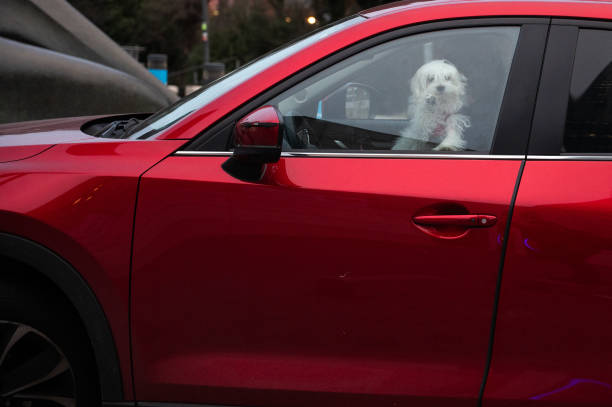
[361,0,612,20]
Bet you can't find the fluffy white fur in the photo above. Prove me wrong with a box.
[393,59,470,151]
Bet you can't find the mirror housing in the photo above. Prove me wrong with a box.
[232,105,283,163]
[222,105,283,182]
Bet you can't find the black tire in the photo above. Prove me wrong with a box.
[0,276,101,407]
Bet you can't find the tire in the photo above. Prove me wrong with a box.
[0,277,101,407]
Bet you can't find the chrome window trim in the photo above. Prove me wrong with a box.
[174,151,612,160]
[174,151,232,156]
[173,151,523,160]
[280,152,522,159]
[528,155,612,161]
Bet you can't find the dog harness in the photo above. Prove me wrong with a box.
[431,115,451,142]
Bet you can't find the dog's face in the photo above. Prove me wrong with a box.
[410,59,467,114]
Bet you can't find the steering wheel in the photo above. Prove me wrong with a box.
[282,110,317,150]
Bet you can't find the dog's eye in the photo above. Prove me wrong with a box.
[427,75,434,83]
[444,75,451,80]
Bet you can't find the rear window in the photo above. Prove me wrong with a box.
[564,29,612,153]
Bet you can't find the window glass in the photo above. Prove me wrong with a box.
[565,29,612,153]
[267,27,519,153]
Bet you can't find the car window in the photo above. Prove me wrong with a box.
[267,27,519,153]
[564,29,612,154]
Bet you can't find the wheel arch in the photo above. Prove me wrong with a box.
[0,231,124,401]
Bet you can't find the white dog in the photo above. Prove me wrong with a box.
[393,59,470,151]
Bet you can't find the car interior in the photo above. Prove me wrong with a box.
[269,27,519,152]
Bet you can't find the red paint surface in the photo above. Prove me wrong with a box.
[484,161,612,407]
[2,1,612,405]
[0,139,185,400]
[132,156,520,406]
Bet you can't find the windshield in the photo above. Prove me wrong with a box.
[127,15,365,140]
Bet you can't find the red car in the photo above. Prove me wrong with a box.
[2,1,612,406]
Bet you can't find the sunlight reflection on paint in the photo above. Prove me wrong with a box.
[524,238,537,251]
[529,378,611,400]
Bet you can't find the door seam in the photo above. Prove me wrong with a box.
[128,150,179,401]
[477,159,526,407]
[478,16,552,405]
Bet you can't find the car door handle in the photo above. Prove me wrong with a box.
[413,214,497,228]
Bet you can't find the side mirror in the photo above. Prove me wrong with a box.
[222,105,283,182]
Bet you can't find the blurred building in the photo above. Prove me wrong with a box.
[0,0,178,124]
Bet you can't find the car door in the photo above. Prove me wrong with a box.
[131,19,548,407]
[484,22,612,407]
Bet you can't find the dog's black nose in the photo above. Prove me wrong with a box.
[437,85,445,92]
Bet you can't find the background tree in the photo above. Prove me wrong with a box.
[69,0,201,71]
[204,0,312,71]
[356,0,394,10]
[70,0,397,89]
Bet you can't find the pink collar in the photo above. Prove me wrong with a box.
[431,115,450,141]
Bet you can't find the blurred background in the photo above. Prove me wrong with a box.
[0,0,398,124]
